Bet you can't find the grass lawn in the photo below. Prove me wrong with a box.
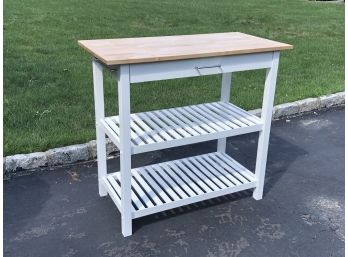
[4,0,344,156]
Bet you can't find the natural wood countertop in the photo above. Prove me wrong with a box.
[78,32,293,66]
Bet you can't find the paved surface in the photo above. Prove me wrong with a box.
[4,107,344,257]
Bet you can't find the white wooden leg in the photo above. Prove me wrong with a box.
[118,64,133,237]
[217,72,232,153]
[253,51,280,200]
[92,60,107,197]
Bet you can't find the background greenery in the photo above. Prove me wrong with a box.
[4,0,344,155]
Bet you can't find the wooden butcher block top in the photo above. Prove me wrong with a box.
[78,32,293,66]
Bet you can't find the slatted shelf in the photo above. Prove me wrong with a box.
[103,152,257,219]
[100,101,262,154]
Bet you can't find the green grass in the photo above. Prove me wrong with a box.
[4,0,344,155]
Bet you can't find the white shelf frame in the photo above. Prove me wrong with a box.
[92,51,280,237]
[103,152,257,219]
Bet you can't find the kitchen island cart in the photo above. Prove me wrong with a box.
[78,32,292,236]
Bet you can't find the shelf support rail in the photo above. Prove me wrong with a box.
[118,64,133,237]
[253,51,280,200]
[217,72,232,153]
[93,59,133,236]
[92,60,108,197]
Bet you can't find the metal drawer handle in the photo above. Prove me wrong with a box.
[195,65,223,75]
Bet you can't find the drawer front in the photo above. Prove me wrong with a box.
[129,52,274,83]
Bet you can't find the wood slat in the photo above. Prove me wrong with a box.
[132,169,163,205]
[153,110,192,138]
[219,153,256,182]
[114,173,145,210]
[205,103,243,129]
[208,153,249,184]
[188,157,227,189]
[197,155,237,187]
[130,119,155,144]
[131,114,164,143]
[210,102,249,127]
[181,158,220,191]
[203,154,242,186]
[166,108,206,135]
[198,104,239,130]
[160,163,197,197]
[137,113,173,141]
[191,105,232,130]
[173,160,213,193]
[113,117,145,146]
[152,164,189,199]
[145,166,181,201]
[221,102,261,124]
[128,174,155,208]
[177,107,216,133]
[166,162,204,195]
[107,176,136,212]
[146,111,183,140]
[104,118,120,136]
[138,167,173,203]
[217,103,256,126]
[184,106,224,132]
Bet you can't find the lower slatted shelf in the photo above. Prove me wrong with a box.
[103,152,257,218]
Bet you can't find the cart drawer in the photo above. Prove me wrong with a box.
[129,51,274,83]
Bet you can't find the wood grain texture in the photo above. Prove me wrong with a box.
[78,32,293,65]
